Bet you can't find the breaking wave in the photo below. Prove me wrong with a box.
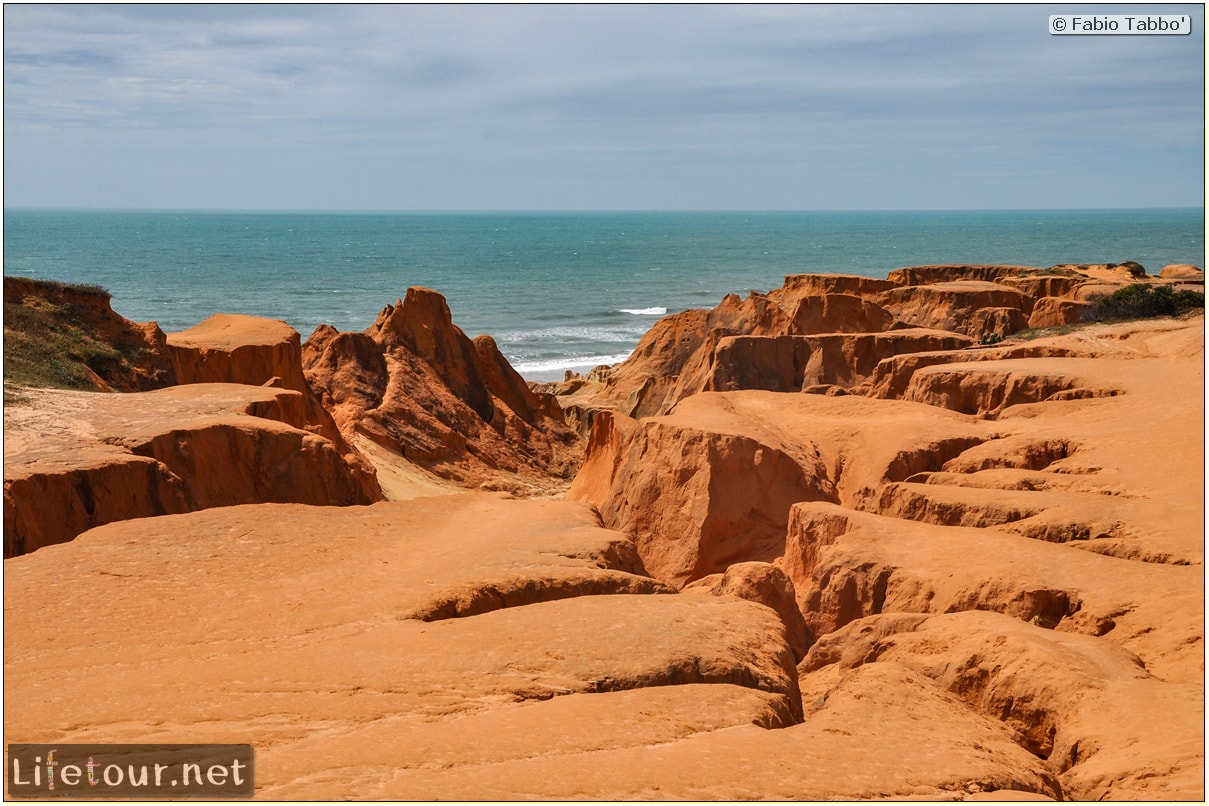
[511,352,634,380]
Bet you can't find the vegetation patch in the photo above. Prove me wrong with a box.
[6,276,111,297]
[3,277,160,390]
[1039,266,1089,278]
[5,276,175,392]
[4,296,117,389]
[1083,284,1205,323]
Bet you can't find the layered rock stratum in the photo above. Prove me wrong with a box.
[303,286,580,494]
[4,263,1204,800]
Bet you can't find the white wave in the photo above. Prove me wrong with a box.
[618,306,667,315]
[512,351,634,378]
[498,326,649,344]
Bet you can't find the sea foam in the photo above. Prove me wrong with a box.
[498,325,650,344]
[512,352,634,381]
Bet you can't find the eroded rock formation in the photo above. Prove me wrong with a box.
[3,264,1203,799]
[166,312,379,497]
[304,287,580,494]
[5,495,809,798]
[550,262,1184,426]
[565,310,1204,798]
[3,384,378,557]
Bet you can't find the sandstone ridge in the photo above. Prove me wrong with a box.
[4,282,583,556]
[304,286,580,495]
[563,266,1204,798]
[3,265,1203,799]
[548,261,1200,421]
[3,383,377,557]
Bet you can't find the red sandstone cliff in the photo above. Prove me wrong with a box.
[4,284,385,556]
[166,312,380,500]
[3,282,584,557]
[3,383,379,557]
[564,312,1204,798]
[549,262,1201,426]
[303,286,580,494]
[3,265,1203,799]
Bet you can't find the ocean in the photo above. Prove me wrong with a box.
[3,209,1204,381]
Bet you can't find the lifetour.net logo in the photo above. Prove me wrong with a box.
[7,744,254,798]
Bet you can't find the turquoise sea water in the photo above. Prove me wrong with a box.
[3,209,1204,381]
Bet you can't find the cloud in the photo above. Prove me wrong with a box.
[3,4,1203,209]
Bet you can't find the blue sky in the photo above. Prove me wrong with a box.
[3,3,1204,210]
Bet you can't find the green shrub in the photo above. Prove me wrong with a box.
[1084,284,1205,323]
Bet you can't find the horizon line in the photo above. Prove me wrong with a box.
[5,205,1206,216]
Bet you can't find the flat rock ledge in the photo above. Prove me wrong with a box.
[3,383,376,557]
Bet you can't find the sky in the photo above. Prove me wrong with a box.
[3,3,1205,211]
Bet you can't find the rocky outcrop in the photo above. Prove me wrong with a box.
[474,334,545,426]
[304,287,579,493]
[4,450,188,560]
[876,280,1033,340]
[298,327,389,424]
[567,391,992,588]
[1028,296,1090,328]
[682,561,812,662]
[3,384,379,557]
[596,290,789,418]
[776,273,898,299]
[868,342,1086,401]
[998,274,1087,299]
[803,611,1204,800]
[365,288,496,422]
[899,359,1121,418]
[4,276,177,391]
[166,313,380,499]
[566,403,835,588]
[565,312,1203,798]
[968,306,1030,341]
[884,264,1050,286]
[1159,263,1205,280]
[703,329,974,394]
[785,293,897,335]
[548,264,1138,423]
[168,313,312,392]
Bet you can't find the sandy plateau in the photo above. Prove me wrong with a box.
[3,263,1205,800]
